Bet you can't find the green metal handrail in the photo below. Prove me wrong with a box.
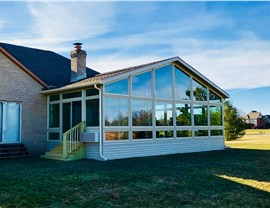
[63,121,85,158]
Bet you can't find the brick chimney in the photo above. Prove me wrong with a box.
[70,42,87,81]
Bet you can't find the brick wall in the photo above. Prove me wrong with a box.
[0,51,47,155]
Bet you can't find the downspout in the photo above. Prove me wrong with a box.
[94,84,108,161]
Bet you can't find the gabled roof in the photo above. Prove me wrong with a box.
[0,42,99,88]
[43,56,229,98]
[246,111,262,119]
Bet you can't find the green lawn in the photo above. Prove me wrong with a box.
[1,138,270,207]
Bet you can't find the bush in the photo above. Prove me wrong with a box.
[224,101,246,141]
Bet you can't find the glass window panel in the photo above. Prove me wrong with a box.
[156,130,173,138]
[176,103,191,126]
[86,89,99,96]
[155,65,172,99]
[132,100,152,126]
[0,103,2,142]
[49,104,60,128]
[176,130,192,137]
[4,103,20,142]
[194,130,208,137]
[132,131,153,140]
[49,132,60,140]
[194,105,208,126]
[193,79,207,101]
[86,99,99,126]
[104,97,128,126]
[155,102,173,126]
[62,91,82,99]
[49,94,60,102]
[209,90,222,103]
[72,101,82,127]
[105,79,128,94]
[105,132,129,141]
[211,130,223,136]
[175,67,191,100]
[210,106,222,126]
[132,71,152,97]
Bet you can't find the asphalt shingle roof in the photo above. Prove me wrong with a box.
[0,42,99,88]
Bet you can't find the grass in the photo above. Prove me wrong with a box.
[1,136,270,207]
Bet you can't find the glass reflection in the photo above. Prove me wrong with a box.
[156,131,173,138]
[176,130,192,137]
[133,131,153,139]
[105,79,128,94]
[193,79,207,101]
[175,67,191,100]
[176,103,191,126]
[210,106,222,126]
[194,105,208,126]
[209,90,221,103]
[194,130,208,137]
[155,102,173,126]
[104,97,128,126]
[132,71,152,97]
[211,130,223,136]
[155,65,172,99]
[105,132,129,140]
[86,99,99,126]
[132,100,152,126]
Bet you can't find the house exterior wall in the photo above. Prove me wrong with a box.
[97,63,225,160]
[0,52,47,155]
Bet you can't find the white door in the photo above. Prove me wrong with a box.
[0,102,21,143]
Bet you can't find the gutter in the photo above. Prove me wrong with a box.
[94,84,108,161]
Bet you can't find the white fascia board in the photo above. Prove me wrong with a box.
[41,81,101,95]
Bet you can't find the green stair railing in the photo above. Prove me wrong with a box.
[63,121,85,158]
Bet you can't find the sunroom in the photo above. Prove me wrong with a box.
[43,57,228,161]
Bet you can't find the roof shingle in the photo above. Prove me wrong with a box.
[0,42,99,88]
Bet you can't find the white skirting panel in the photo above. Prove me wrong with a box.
[85,143,102,160]
[102,137,225,160]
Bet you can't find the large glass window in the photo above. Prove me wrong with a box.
[49,104,60,128]
[62,91,82,99]
[176,130,192,138]
[193,80,207,101]
[210,106,222,126]
[175,67,191,100]
[156,130,173,138]
[86,89,99,96]
[194,130,208,137]
[176,103,191,126]
[49,94,60,102]
[155,65,172,99]
[0,103,2,142]
[0,102,21,143]
[132,100,152,126]
[86,99,99,126]
[209,90,222,103]
[105,79,128,95]
[132,71,152,97]
[155,102,173,126]
[104,97,128,126]
[211,130,223,136]
[194,105,208,126]
[105,132,129,141]
[132,131,153,140]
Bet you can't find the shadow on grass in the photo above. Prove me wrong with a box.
[0,149,269,207]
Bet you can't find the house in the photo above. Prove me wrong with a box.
[0,42,229,160]
[244,111,266,129]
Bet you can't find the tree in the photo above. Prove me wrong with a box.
[224,101,246,141]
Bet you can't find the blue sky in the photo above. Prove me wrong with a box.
[1,1,270,115]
